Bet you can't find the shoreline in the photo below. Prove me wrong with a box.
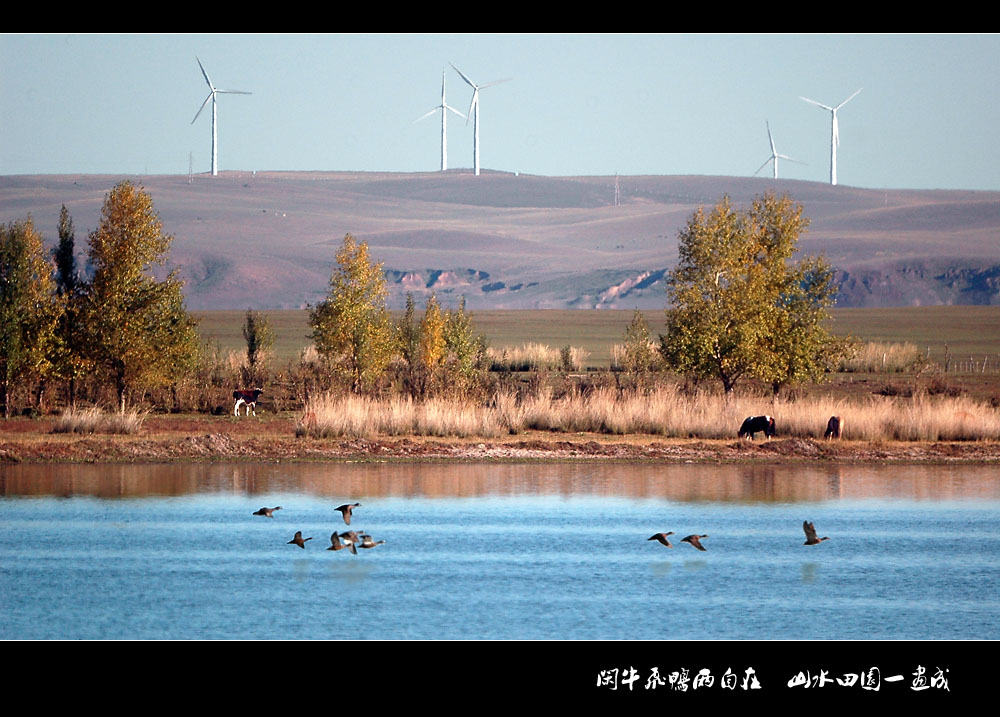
[2,415,1000,464]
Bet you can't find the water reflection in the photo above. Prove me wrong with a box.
[2,462,999,502]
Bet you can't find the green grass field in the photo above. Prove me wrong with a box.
[194,306,1000,370]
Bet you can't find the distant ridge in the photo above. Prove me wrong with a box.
[1,171,998,310]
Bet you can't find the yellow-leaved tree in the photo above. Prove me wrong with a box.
[418,293,446,371]
[82,181,200,410]
[0,216,61,418]
[308,234,398,393]
[660,192,849,395]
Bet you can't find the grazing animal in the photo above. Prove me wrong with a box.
[252,506,282,518]
[287,531,313,549]
[328,532,358,554]
[681,534,709,551]
[233,388,263,416]
[824,415,843,439]
[358,534,385,549]
[336,502,361,525]
[802,521,830,546]
[738,415,776,441]
[647,532,675,548]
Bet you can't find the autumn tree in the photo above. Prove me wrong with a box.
[308,234,397,393]
[442,296,488,391]
[418,293,446,370]
[82,181,200,410]
[241,308,275,385]
[620,309,657,375]
[51,205,90,406]
[659,192,841,395]
[0,217,60,417]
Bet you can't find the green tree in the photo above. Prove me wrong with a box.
[82,181,199,410]
[0,217,60,418]
[241,308,275,385]
[443,296,487,386]
[620,308,657,375]
[659,192,840,395]
[51,205,90,406]
[308,234,397,393]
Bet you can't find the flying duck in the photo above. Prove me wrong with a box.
[681,534,709,551]
[287,531,313,549]
[802,521,830,546]
[336,502,361,525]
[328,532,358,554]
[253,506,282,518]
[358,534,385,549]
[647,532,675,547]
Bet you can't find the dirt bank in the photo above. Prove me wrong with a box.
[2,415,999,464]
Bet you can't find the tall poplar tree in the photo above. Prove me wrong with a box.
[0,217,60,417]
[82,181,199,410]
[51,205,90,406]
[308,234,397,393]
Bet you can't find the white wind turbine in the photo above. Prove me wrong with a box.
[800,88,862,186]
[450,62,510,176]
[753,121,804,179]
[191,57,251,176]
[416,72,468,171]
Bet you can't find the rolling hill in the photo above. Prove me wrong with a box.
[1,170,997,310]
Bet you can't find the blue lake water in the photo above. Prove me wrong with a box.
[1,461,998,640]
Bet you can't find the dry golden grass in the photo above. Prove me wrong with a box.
[487,343,589,372]
[52,407,149,435]
[296,386,1000,442]
[296,394,505,439]
[839,341,925,373]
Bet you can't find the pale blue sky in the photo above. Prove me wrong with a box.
[2,33,999,190]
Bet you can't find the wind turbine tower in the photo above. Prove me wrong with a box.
[191,57,251,176]
[416,72,467,171]
[450,62,510,176]
[753,121,804,179]
[800,88,862,186]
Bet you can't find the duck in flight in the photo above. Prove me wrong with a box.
[253,506,282,518]
[328,532,358,554]
[681,534,709,551]
[647,532,675,548]
[802,521,830,546]
[287,531,313,549]
[358,533,385,550]
[336,503,361,525]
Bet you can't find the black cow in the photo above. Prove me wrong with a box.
[738,415,775,440]
[233,388,263,416]
[824,415,843,439]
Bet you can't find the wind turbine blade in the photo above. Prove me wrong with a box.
[479,78,512,89]
[777,154,807,165]
[444,104,468,120]
[216,89,252,95]
[466,91,478,125]
[835,87,863,110]
[191,92,213,124]
[766,121,776,154]
[800,96,833,111]
[753,158,772,177]
[415,107,440,123]
[196,57,214,90]
[449,62,477,90]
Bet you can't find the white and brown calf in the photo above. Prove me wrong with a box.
[233,388,263,416]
